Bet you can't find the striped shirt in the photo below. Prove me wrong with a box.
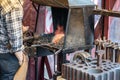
[0,0,24,53]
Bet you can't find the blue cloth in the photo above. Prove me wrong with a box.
[0,53,20,80]
[0,7,23,53]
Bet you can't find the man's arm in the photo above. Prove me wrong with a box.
[5,7,24,65]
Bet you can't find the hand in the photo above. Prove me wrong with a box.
[14,51,24,65]
[22,26,29,33]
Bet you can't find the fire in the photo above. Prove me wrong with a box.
[54,25,64,35]
[52,25,65,44]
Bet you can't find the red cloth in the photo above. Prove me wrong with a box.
[23,0,45,34]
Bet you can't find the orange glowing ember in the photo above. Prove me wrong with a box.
[52,25,65,44]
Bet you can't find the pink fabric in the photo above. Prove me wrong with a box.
[44,7,54,34]
[108,0,120,40]
[109,0,120,25]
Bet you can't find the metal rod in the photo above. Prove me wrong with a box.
[113,48,116,63]
[32,4,40,32]
[96,50,104,67]
[34,57,39,80]
[93,9,120,17]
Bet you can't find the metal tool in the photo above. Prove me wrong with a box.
[95,50,105,66]
[73,51,91,66]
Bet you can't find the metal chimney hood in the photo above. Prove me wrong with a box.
[31,0,95,8]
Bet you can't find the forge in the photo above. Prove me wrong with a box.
[21,1,104,80]
[28,0,95,52]
[24,0,96,73]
